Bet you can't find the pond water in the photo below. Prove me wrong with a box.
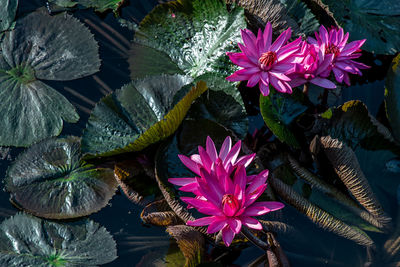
[0,0,399,266]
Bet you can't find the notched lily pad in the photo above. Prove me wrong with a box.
[0,213,117,266]
[5,136,117,219]
[318,0,400,54]
[260,87,308,148]
[82,75,208,157]
[0,10,101,147]
[129,0,246,79]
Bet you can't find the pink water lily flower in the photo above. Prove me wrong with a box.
[308,25,369,86]
[289,41,336,89]
[169,136,255,194]
[226,22,301,96]
[182,165,284,247]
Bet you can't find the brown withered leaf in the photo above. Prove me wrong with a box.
[141,199,183,226]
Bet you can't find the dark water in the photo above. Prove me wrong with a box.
[0,1,397,266]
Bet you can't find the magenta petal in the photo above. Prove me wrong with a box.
[241,217,263,230]
[178,155,200,175]
[222,226,235,247]
[179,182,199,192]
[242,203,271,216]
[341,39,366,56]
[263,22,272,51]
[238,43,259,65]
[246,169,268,194]
[207,219,227,234]
[206,136,218,161]
[235,153,255,168]
[187,216,216,226]
[227,52,255,68]
[219,136,232,161]
[269,71,291,82]
[198,146,212,172]
[233,165,247,194]
[247,74,261,87]
[226,71,250,82]
[310,77,336,89]
[241,29,258,57]
[319,25,329,45]
[227,218,242,234]
[271,28,290,52]
[244,184,267,207]
[259,81,270,96]
[190,154,202,164]
[224,140,241,166]
[168,177,196,186]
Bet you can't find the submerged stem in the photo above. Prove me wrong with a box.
[240,226,270,251]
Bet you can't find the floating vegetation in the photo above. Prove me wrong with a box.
[0,213,117,266]
[5,136,117,219]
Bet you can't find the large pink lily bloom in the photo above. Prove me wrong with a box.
[181,165,284,247]
[308,25,369,86]
[226,22,301,96]
[289,41,336,89]
[169,136,256,195]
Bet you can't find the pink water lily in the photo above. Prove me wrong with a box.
[289,41,336,89]
[226,22,301,96]
[308,25,369,86]
[169,136,255,194]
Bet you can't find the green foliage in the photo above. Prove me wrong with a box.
[82,75,208,157]
[320,0,400,54]
[0,213,117,266]
[5,136,117,219]
[279,0,319,36]
[49,0,124,12]
[0,0,17,32]
[129,0,246,79]
[260,87,308,148]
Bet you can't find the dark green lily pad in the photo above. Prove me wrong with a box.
[318,100,400,154]
[0,0,17,32]
[129,0,246,79]
[279,0,319,36]
[319,0,400,54]
[0,213,117,266]
[5,136,117,219]
[0,10,101,146]
[260,87,308,148]
[82,75,207,157]
[385,54,400,141]
[49,0,124,12]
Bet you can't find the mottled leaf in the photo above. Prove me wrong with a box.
[0,213,117,266]
[82,75,207,157]
[0,0,18,32]
[279,0,319,36]
[130,0,246,79]
[5,137,117,219]
[50,0,124,12]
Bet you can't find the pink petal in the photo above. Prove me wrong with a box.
[241,217,263,230]
[269,71,291,82]
[245,169,268,194]
[343,73,351,86]
[241,29,258,57]
[243,201,284,216]
[187,216,216,226]
[190,154,202,164]
[168,177,196,186]
[238,43,259,65]
[315,54,334,75]
[198,146,212,172]
[199,168,224,200]
[226,52,256,68]
[235,153,255,168]
[179,182,199,192]
[270,75,292,93]
[335,62,359,74]
[244,184,267,207]
[181,197,222,216]
[256,28,264,56]
[341,39,366,56]
[259,81,270,96]
[207,218,227,234]
[233,165,247,194]
[206,136,218,161]
[227,218,242,234]
[178,155,200,175]
[271,28,290,52]
[226,71,251,82]
[263,22,272,51]
[224,140,241,167]
[310,77,336,89]
[247,73,261,87]
[319,25,329,45]
[332,67,345,83]
[219,136,232,161]
[222,226,236,247]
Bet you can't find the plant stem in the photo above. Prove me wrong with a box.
[241,226,270,251]
[303,83,309,95]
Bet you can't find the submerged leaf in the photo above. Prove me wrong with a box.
[318,0,400,54]
[166,225,204,267]
[0,213,117,266]
[82,75,207,157]
[385,54,400,141]
[5,137,117,219]
[318,136,392,228]
[270,173,375,247]
[260,87,308,148]
[0,0,17,32]
[130,0,246,79]
[141,199,183,226]
[0,10,101,146]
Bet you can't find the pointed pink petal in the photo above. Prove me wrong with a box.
[263,22,272,51]
[190,154,202,164]
[269,71,291,82]
[219,136,232,161]
[228,218,242,234]
[319,25,329,45]
[246,169,268,195]
[224,140,241,167]
[335,62,359,74]
[179,182,199,192]
[242,201,284,216]
[181,197,222,216]
[206,136,218,161]
[238,43,259,65]
[343,73,351,86]
[241,29,257,56]
[310,77,336,89]
[207,218,227,234]
[198,146,212,172]
[315,54,334,75]
[233,165,247,194]
[307,37,318,45]
[271,28,290,52]
[222,226,235,247]
[244,184,267,207]
[168,177,196,186]
[332,67,344,83]
[270,76,292,93]
[235,154,255,168]
[256,28,264,56]
[247,73,261,87]
[226,71,251,82]
[178,155,200,175]
[226,52,255,68]
[259,81,270,96]
[187,216,216,226]
[241,217,263,230]
[341,39,366,56]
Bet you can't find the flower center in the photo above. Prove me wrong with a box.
[222,194,239,217]
[259,51,277,70]
[325,43,340,57]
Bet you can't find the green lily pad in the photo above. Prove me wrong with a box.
[318,100,400,154]
[260,87,308,148]
[0,213,117,266]
[319,0,400,54]
[0,10,101,147]
[385,54,400,141]
[129,0,246,79]
[5,136,117,219]
[279,0,319,36]
[82,75,208,157]
[0,0,17,32]
[49,0,124,12]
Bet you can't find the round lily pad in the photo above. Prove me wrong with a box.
[129,0,246,79]
[82,74,208,157]
[5,136,117,219]
[0,213,117,266]
[0,10,101,147]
